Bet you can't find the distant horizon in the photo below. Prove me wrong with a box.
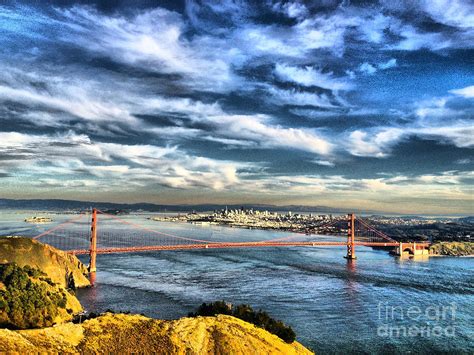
[1,197,472,217]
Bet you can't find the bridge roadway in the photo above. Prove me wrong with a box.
[66,241,428,255]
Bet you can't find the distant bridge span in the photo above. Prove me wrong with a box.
[67,241,402,255]
[33,208,430,277]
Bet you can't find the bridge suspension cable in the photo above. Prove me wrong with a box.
[355,217,397,243]
[96,210,226,244]
[33,213,87,240]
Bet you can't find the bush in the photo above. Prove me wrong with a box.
[189,301,296,343]
[0,263,68,329]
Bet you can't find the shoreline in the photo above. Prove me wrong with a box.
[150,219,474,258]
[149,218,317,236]
[429,254,474,258]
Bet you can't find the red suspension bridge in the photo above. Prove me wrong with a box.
[33,209,430,275]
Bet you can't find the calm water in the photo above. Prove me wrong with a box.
[1,210,473,354]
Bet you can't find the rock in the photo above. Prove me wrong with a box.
[0,236,90,288]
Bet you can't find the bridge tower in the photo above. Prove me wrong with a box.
[344,213,356,260]
[89,208,98,273]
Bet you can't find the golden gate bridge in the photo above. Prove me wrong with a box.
[33,209,430,276]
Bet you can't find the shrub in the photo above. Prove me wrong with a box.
[189,301,296,343]
[0,263,68,329]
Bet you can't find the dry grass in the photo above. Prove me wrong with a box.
[0,313,314,354]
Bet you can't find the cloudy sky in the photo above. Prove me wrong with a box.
[0,0,473,214]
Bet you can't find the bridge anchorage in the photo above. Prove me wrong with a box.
[33,208,430,280]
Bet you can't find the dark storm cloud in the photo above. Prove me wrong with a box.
[0,0,472,213]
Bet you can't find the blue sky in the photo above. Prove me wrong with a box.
[0,0,472,214]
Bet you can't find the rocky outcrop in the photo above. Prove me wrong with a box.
[0,236,90,288]
[0,313,313,354]
[429,242,474,256]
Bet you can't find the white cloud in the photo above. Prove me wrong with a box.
[138,95,334,155]
[272,1,308,19]
[57,6,238,92]
[347,128,405,157]
[0,84,137,125]
[0,65,334,156]
[359,62,377,75]
[357,13,391,43]
[418,0,474,30]
[391,24,452,51]
[346,120,474,158]
[267,87,336,108]
[417,124,474,148]
[274,63,352,90]
[378,58,397,70]
[358,59,397,75]
[245,171,473,202]
[194,113,332,155]
[0,131,249,191]
[450,85,474,98]
[313,160,335,167]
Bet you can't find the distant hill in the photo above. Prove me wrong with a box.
[457,216,474,224]
[0,198,375,214]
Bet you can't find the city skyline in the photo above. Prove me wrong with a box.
[0,0,473,214]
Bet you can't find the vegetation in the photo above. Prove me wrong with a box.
[0,263,68,329]
[429,242,474,256]
[374,222,473,242]
[0,237,90,289]
[0,313,312,354]
[189,301,296,343]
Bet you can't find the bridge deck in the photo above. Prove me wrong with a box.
[66,241,429,255]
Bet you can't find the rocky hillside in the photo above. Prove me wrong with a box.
[429,242,474,256]
[0,263,83,328]
[0,313,313,354]
[0,236,90,288]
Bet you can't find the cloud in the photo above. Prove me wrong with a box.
[137,94,334,155]
[211,114,333,155]
[356,13,391,44]
[244,171,473,203]
[417,124,474,148]
[390,23,453,51]
[0,64,334,156]
[0,131,249,191]
[267,86,337,108]
[271,1,308,19]
[450,85,474,98]
[378,59,397,70]
[347,128,405,157]
[313,160,335,167]
[417,0,474,29]
[359,62,377,75]
[274,63,352,90]
[358,59,397,75]
[57,6,238,92]
[346,121,474,158]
